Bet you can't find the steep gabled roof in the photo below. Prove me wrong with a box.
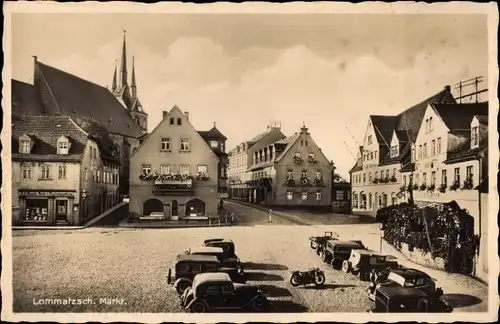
[12,115,89,162]
[33,61,143,138]
[12,80,44,115]
[274,133,301,162]
[200,125,227,140]
[370,115,399,146]
[395,130,410,143]
[474,114,488,126]
[431,102,489,131]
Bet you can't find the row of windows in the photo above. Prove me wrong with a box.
[404,165,474,187]
[141,164,225,177]
[160,138,191,152]
[286,192,322,201]
[230,155,248,168]
[287,170,323,179]
[363,150,378,162]
[21,165,68,180]
[353,168,397,184]
[20,139,70,155]
[85,168,119,184]
[415,138,442,160]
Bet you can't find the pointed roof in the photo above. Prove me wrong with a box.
[370,115,399,147]
[120,31,128,86]
[431,102,488,131]
[30,61,143,138]
[131,56,136,88]
[474,115,488,126]
[274,133,301,162]
[12,80,43,115]
[203,122,227,140]
[111,60,117,91]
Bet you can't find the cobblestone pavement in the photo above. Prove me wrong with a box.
[12,220,489,313]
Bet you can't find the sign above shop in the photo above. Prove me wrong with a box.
[19,191,75,198]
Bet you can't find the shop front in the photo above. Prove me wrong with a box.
[18,189,77,226]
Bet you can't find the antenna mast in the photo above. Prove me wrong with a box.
[454,76,487,103]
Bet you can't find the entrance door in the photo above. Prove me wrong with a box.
[171,200,179,217]
[56,200,68,222]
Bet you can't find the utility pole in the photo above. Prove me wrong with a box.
[454,76,487,104]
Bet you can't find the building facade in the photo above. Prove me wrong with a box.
[11,33,147,195]
[11,116,120,226]
[331,180,352,214]
[129,106,227,220]
[406,102,488,234]
[227,121,286,202]
[350,86,456,215]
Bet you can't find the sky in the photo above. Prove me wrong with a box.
[11,13,489,178]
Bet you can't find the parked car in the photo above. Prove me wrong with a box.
[185,246,244,278]
[181,272,269,313]
[202,238,242,266]
[367,268,445,303]
[369,283,452,313]
[342,249,399,281]
[320,240,366,269]
[309,231,339,254]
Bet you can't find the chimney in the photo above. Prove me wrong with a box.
[163,111,168,119]
[33,56,38,83]
[184,111,189,121]
[444,85,451,91]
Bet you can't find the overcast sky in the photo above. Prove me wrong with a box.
[11,13,488,177]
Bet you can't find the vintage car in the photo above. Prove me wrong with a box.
[167,254,244,295]
[320,240,366,269]
[367,268,445,303]
[342,249,399,281]
[186,246,244,277]
[202,238,242,263]
[369,284,452,313]
[309,231,339,254]
[181,272,269,313]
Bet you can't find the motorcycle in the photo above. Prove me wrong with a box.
[289,268,326,287]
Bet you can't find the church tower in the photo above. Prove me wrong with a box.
[111,31,148,134]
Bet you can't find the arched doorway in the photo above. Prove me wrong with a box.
[185,198,206,216]
[143,198,163,216]
[171,200,179,217]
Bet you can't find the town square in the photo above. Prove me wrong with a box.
[3,2,497,320]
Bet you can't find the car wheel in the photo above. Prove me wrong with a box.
[310,242,315,249]
[289,274,301,287]
[331,259,341,270]
[314,272,326,286]
[190,301,207,313]
[316,247,321,255]
[176,281,191,295]
[250,296,268,312]
[342,261,351,273]
[358,272,370,281]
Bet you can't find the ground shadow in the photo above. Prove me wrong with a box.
[258,284,293,298]
[300,284,358,290]
[243,262,289,271]
[266,300,309,313]
[245,272,284,282]
[442,293,482,308]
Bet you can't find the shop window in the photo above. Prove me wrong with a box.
[24,199,49,221]
[336,191,345,200]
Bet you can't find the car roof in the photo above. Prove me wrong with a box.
[192,272,231,287]
[329,241,364,248]
[354,249,386,256]
[391,268,430,279]
[377,285,428,298]
[176,254,218,262]
[190,246,224,254]
[205,238,233,243]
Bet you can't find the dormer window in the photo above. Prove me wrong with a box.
[210,140,218,148]
[368,135,372,144]
[57,136,70,155]
[390,145,399,158]
[20,139,31,154]
[471,126,479,148]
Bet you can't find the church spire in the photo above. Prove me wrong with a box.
[120,30,128,88]
[131,56,137,98]
[111,60,117,92]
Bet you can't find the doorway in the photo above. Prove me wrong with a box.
[171,200,179,217]
[56,199,68,222]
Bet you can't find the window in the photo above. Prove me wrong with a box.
[161,138,171,151]
[411,147,415,161]
[454,168,460,183]
[431,171,436,186]
[197,165,208,174]
[180,138,190,152]
[403,175,407,186]
[84,168,88,181]
[22,165,32,179]
[221,284,234,295]
[287,170,293,178]
[316,192,322,200]
[369,172,372,182]
[210,140,218,148]
[385,170,389,179]
[422,172,427,186]
[205,285,219,295]
[309,153,315,159]
[390,145,399,157]
[169,118,174,125]
[431,140,436,156]
[180,164,190,175]
[441,170,447,186]
[315,171,321,179]
[415,174,419,186]
[220,167,225,178]
[429,117,433,132]
[58,165,67,180]
[393,168,396,176]
[141,164,152,175]
[160,164,170,174]
[301,192,308,200]
[368,135,372,144]
[177,118,182,126]
[286,192,293,200]
[471,126,479,147]
[374,151,378,159]
[418,145,422,159]
[436,137,442,154]
[363,173,366,183]
[20,140,30,153]
[301,140,304,146]
[466,165,473,180]
[40,165,51,179]
[301,170,307,178]
[96,169,101,183]
[294,152,301,158]
[375,171,379,179]
[423,143,427,158]
[57,140,69,155]
[336,191,344,200]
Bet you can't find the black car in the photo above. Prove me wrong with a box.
[181,272,268,313]
[320,240,366,269]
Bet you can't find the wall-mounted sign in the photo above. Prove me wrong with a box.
[19,191,75,198]
[217,193,229,199]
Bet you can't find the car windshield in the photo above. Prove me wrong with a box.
[387,272,405,286]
